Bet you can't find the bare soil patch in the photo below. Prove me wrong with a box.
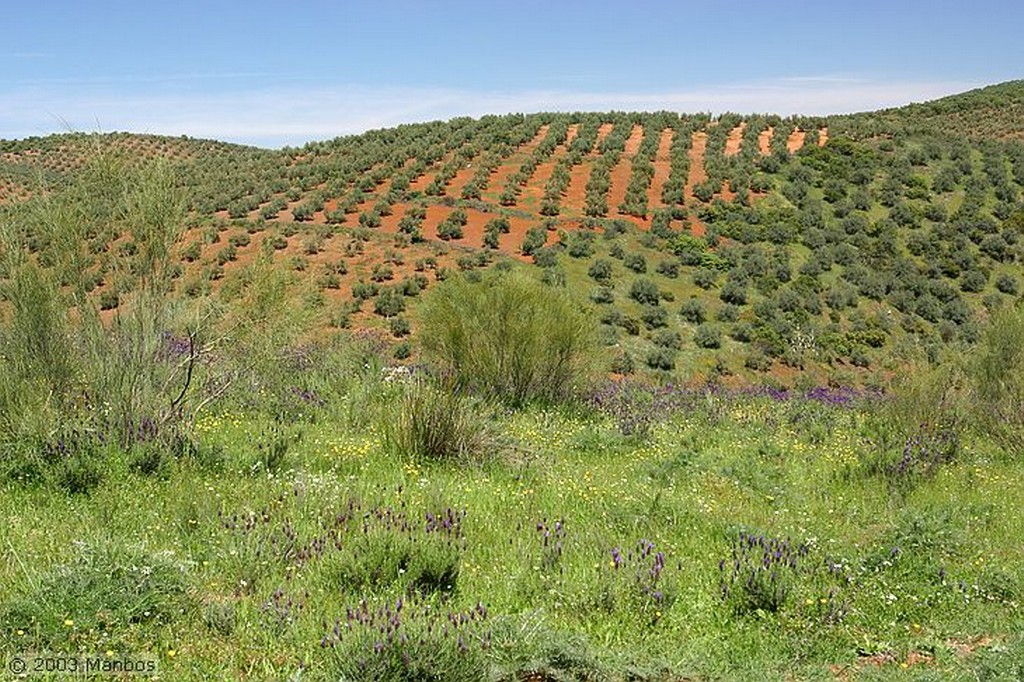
[563,156,592,217]
[646,127,675,212]
[520,130,572,207]
[684,131,708,202]
[758,127,773,155]
[444,162,479,199]
[818,126,829,147]
[607,125,645,216]
[724,122,746,157]
[787,128,807,154]
[563,123,580,147]
[685,130,709,237]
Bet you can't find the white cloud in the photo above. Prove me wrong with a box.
[0,77,983,148]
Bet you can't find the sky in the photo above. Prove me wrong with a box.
[3,0,1022,148]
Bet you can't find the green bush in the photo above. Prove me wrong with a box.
[418,272,596,406]
[629,277,661,305]
[382,378,499,462]
[694,324,723,349]
[969,305,1024,455]
[679,298,706,324]
[588,258,614,284]
[374,289,405,317]
[640,305,668,329]
[623,252,647,273]
[645,347,676,370]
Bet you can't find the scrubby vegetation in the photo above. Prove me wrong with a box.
[1,84,1024,680]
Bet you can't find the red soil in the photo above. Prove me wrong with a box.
[758,127,773,155]
[481,124,549,204]
[457,207,490,248]
[724,122,746,157]
[685,130,708,237]
[607,124,645,217]
[684,131,708,202]
[443,161,479,200]
[787,129,806,154]
[563,155,591,217]
[818,126,829,147]
[595,122,614,146]
[622,123,644,157]
[518,125,576,208]
[419,204,457,242]
[377,202,408,234]
[646,127,675,213]
[563,123,580,147]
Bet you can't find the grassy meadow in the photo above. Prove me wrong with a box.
[1,375,1022,680]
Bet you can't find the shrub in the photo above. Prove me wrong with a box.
[996,273,1019,295]
[720,280,748,305]
[652,330,682,350]
[418,272,596,406]
[532,246,559,268]
[656,260,679,278]
[640,305,668,330]
[645,348,676,370]
[623,252,647,273]
[374,289,406,317]
[382,379,499,463]
[1,542,190,649]
[718,533,809,615]
[389,317,411,337]
[694,324,722,349]
[969,305,1024,455]
[679,298,706,324]
[393,342,412,360]
[588,258,614,284]
[629,277,660,305]
[521,227,547,255]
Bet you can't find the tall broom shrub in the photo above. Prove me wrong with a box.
[418,271,597,407]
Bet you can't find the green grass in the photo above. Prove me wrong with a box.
[2,392,1021,680]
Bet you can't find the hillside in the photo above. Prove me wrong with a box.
[2,82,1024,386]
[2,83,1023,681]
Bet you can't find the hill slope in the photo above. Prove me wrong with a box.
[2,83,1024,387]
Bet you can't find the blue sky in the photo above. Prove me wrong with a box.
[3,0,1022,148]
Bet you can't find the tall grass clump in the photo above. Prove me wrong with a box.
[858,357,969,493]
[969,304,1024,456]
[382,378,499,463]
[1,541,191,649]
[418,271,597,407]
[0,151,203,482]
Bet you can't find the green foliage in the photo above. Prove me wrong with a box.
[1,542,190,649]
[520,226,547,256]
[373,288,406,317]
[381,378,499,463]
[629,277,660,305]
[588,258,614,284]
[969,305,1024,454]
[623,252,647,273]
[694,324,723,349]
[418,271,597,406]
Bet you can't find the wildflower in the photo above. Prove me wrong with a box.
[167,649,176,658]
[64,619,74,627]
